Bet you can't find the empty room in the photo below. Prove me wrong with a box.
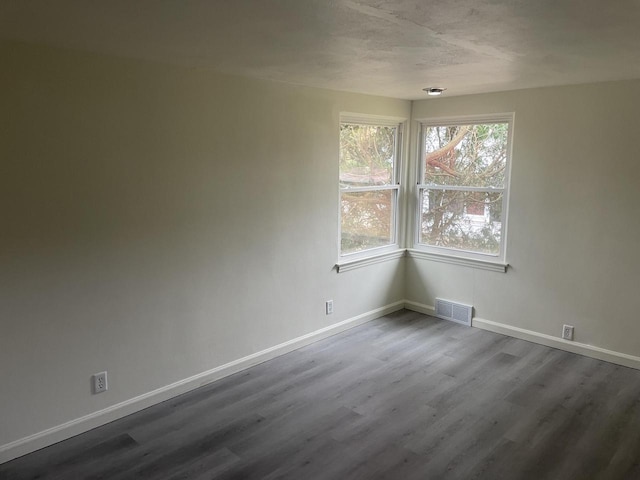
[2,1,640,478]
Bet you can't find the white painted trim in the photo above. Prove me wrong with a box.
[0,300,405,464]
[403,300,436,316]
[406,249,508,273]
[472,317,640,370]
[340,112,407,126]
[413,112,515,127]
[340,184,399,193]
[404,303,640,370]
[9,301,638,465]
[416,185,505,193]
[336,249,406,272]
[412,112,515,265]
[338,115,405,260]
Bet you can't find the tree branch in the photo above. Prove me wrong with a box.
[425,126,469,177]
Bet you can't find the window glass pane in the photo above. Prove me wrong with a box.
[424,123,508,188]
[341,190,395,254]
[420,189,503,255]
[340,124,396,187]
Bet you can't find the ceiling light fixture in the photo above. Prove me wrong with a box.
[423,87,446,96]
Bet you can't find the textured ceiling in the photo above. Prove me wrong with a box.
[1,0,640,99]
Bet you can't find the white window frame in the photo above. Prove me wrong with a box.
[413,113,514,267]
[338,113,405,264]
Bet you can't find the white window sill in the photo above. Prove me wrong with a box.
[336,249,406,273]
[406,249,508,273]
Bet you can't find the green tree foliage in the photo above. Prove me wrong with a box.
[340,124,396,253]
[340,124,395,187]
[422,123,508,254]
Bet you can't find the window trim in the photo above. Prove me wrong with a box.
[336,249,407,273]
[406,248,508,273]
[413,112,515,265]
[338,113,406,261]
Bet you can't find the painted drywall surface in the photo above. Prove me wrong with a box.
[0,40,409,447]
[407,81,640,356]
[3,1,640,100]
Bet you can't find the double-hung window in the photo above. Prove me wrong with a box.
[339,116,402,257]
[416,114,513,263]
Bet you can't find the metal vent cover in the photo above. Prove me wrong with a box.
[435,298,473,326]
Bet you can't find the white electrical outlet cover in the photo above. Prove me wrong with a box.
[326,300,333,315]
[562,325,574,341]
[93,372,108,394]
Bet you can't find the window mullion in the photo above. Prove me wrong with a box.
[341,185,399,193]
[418,185,504,193]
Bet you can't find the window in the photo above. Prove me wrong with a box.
[339,116,402,257]
[416,114,513,262]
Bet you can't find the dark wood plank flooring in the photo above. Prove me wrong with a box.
[3,310,640,479]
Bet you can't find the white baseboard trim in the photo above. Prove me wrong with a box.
[403,300,436,316]
[403,303,640,370]
[472,317,640,370]
[0,300,405,464]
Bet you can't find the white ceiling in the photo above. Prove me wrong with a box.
[2,0,640,99]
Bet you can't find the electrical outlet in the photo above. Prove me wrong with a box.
[93,371,108,394]
[325,300,334,315]
[562,325,574,341]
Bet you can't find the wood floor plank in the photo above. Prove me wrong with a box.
[3,309,640,479]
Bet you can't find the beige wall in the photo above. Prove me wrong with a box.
[407,81,640,357]
[3,38,640,456]
[0,40,409,448]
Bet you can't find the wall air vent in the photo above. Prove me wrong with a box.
[435,298,473,326]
